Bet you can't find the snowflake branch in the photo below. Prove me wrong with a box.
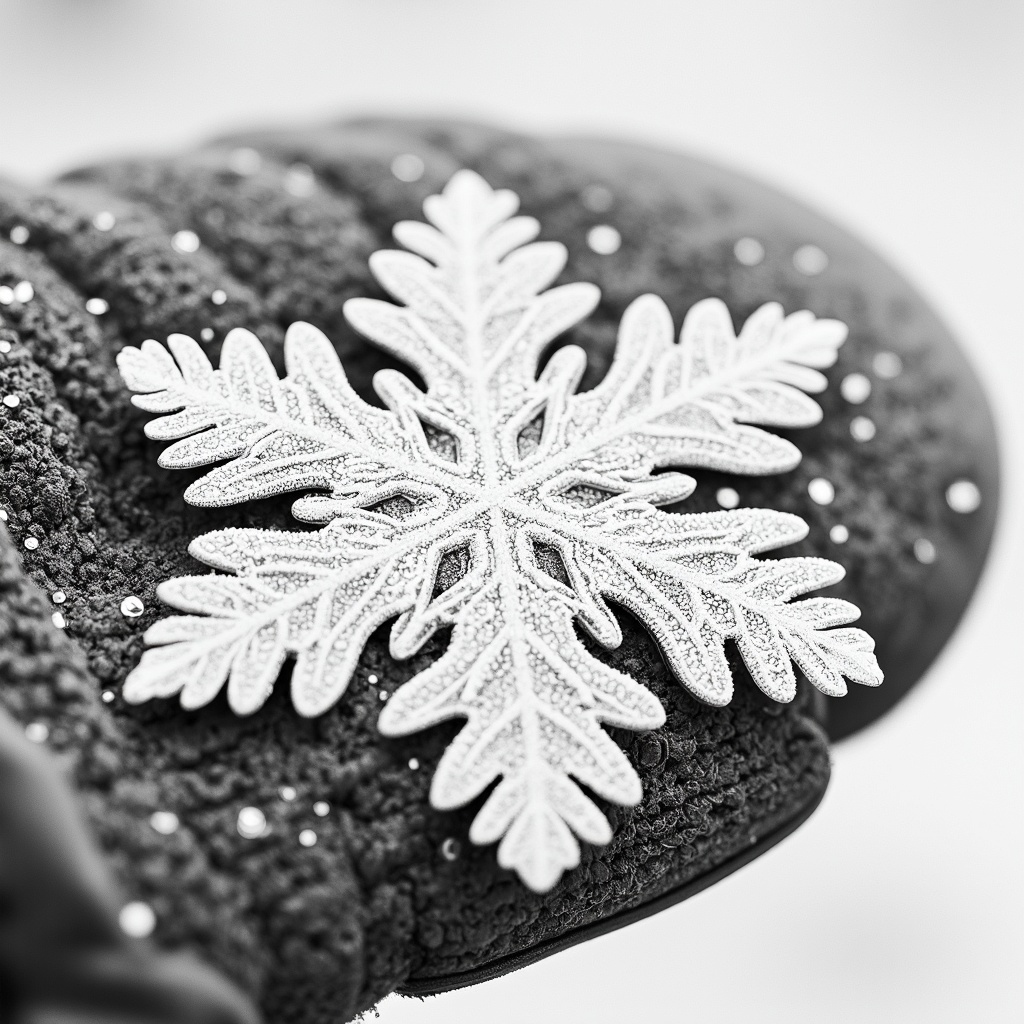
[117,322,473,510]
[530,295,848,486]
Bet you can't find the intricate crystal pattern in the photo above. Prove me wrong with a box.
[118,170,882,891]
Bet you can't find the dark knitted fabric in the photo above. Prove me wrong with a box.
[0,477,261,1024]
[0,119,996,1021]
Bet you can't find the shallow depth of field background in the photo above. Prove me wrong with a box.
[2,2,1022,1022]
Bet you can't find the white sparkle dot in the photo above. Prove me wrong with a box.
[872,351,903,379]
[228,147,262,176]
[150,811,179,835]
[367,674,378,685]
[9,225,29,245]
[13,282,34,303]
[102,690,116,703]
[52,590,66,604]
[829,524,849,544]
[733,237,765,266]
[51,611,66,629]
[913,538,937,564]
[587,224,621,255]
[200,328,215,342]
[313,801,330,817]
[3,395,20,408]
[119,901,156,939]
[280,786,297,801]
[299,829,318,847]
[840,373,872,404]
[0,287,11,305]
[850,416,876,442]
[24,537,39,550]
[391,153,425,183]
[120,595,144,618]
[808,478,835,505]
[793,244,829,276]
[284,163,316,197]
[25,722,49,743]
[211,289,227,305]
[379,690,389,701]
[171,230,200,254]
[408,758,420,770]
[581,184,614,213]
[237,806,267,839]
[0,340,10,353]
[85,297,109,315]
[715,487,740,509]
[93,211,116,231]
[946,479,981,514]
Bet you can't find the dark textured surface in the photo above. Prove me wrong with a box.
[0,118,996,1021]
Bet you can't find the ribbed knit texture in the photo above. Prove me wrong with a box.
[0,119,996,1021]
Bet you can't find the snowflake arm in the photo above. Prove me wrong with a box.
[344,171,601,478]
[533,293,848,489]
[378,546,665,894]
[124,509,457,716]
[552,500,882,703]
[116,322,450,517]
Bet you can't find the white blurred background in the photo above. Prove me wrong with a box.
[2,1,1022,1021]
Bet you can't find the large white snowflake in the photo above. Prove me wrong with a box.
[117,170,881,891]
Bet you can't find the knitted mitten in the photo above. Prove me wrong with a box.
[0,118,998,1021]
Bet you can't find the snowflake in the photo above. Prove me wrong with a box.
[117,170,882,892]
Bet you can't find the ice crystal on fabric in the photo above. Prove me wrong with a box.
[117,171,881,891]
